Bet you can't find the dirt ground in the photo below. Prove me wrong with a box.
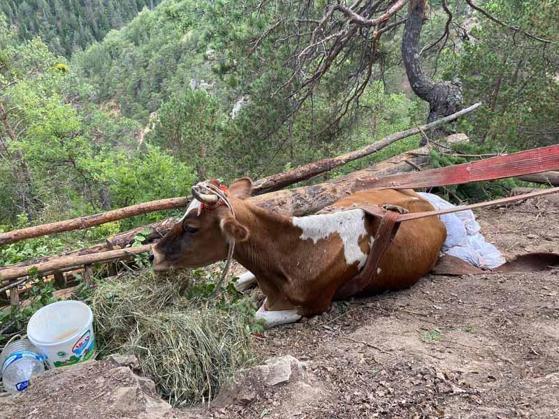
[1,196,558,418]
[212,195,559,418]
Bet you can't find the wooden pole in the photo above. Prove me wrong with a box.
[0,197,188,246]
[0,104,481,246]
[0,245,152,283]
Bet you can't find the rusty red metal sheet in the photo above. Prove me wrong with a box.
[361,144,559,189]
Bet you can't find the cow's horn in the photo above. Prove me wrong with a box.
[192,188,219,204]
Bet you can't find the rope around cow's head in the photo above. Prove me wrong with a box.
[191,179,235,215]
[186,180,236,294]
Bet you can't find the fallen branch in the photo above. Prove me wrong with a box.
[252,103,481,193]
[0,104,480,246]
[517,171,559,186]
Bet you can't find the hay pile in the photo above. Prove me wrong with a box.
[90,269,257,407]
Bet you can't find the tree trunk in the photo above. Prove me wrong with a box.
[402,0,463,142]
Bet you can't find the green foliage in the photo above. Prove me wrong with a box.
[0,22,196,232]
[73,0,427,179]
[150,89,224,178]
[0,272,57,345]
[0,0,164,56]
[421,328,442,343]
[440,0,559,149]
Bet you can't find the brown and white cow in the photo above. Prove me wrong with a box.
[152,178,446,327]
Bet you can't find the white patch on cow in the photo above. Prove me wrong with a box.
[292,209,369,269]
[235,271,257,292]
[180,199,201,222]
[255,302,302,328]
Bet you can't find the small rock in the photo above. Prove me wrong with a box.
[111,386,138,412]
[446,133,470,144]
[259,355,307,386]
[238,390,256,405]
[107,354,140,370]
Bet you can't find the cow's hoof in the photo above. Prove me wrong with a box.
[235,271,257,292]
[255,304,302,328]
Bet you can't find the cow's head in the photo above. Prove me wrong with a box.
[151,178,253,271]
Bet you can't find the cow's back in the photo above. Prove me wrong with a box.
[333,189,446,294]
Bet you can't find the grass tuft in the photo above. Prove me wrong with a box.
[90,269,257,407]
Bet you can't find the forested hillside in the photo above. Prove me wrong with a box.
[0,0,163,56]
[0,13,193,233]
[74,0,422,179]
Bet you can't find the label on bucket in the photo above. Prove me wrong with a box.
[1,351,45,374]
[72,330,91,356]
[15,380,29,392]
[52,331,95,368]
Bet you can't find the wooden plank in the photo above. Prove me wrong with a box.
[361,145,559,189]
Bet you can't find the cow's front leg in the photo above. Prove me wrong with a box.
[255,298,302,328]
[235,271,257,292]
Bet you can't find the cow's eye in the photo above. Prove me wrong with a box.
[183,225,199,234]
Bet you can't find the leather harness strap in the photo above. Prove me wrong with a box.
[347,207,401,296]
[352,186,559,295]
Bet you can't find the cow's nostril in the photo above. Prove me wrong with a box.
[148,253,155,263]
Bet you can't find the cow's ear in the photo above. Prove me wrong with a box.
[220,216,250,242]
[229,177,253,200]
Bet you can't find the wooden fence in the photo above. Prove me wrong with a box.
[3,103,557,312]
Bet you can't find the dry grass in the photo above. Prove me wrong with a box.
[90,269,256,407]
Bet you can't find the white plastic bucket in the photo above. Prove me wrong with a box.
[27,300,95,368]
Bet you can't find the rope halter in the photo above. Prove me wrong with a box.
[185,180,236,293]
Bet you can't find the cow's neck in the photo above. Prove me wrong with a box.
[232,203,296,277]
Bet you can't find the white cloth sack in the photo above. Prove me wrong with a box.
[418,193,505,269]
